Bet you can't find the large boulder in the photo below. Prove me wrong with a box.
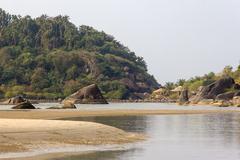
[3,95,26,105]
[216,91,235,100]
[178,89,189,103]
[62,84,108,104]
[12,101,36,109]
[190,77,235,103]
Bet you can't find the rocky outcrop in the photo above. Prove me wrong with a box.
[216,91,235,100]
[3,96,26,105]
[12,101,36,109]
[178,89,189,103]
[190,77,235,103]
[63,84,108,104]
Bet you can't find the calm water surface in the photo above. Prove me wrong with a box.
[1,103,240,160]
[55,112,240,160]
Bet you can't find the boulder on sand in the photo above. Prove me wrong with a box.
[190,77,235,103]
[62,84,108,104]
[12,101,36,109]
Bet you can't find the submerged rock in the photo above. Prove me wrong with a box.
[12,101,36,109]
[47,102,76,109]
[62,102,77,109]
[62,84,108,104]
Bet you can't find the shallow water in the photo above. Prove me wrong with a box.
[1,102,240,111]
[1,103,240,160]
[56,113,240,160]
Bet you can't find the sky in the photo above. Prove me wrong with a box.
[1,0,240,84]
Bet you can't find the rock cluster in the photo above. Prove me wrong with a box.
[189,77,240,107]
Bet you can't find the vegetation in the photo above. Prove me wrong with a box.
[0,9,159,99]
[164,65,240,93]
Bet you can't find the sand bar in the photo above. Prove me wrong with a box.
[0,119,143,157]
[0,109,238,120]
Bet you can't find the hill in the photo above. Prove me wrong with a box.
[0,9,159,100]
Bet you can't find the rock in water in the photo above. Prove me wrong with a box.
[12,101,36,109]
[190,77,235,103]
[3,95,26,105]
[63,84,108,104]
[178,89,189,103]
[62,102,77,109]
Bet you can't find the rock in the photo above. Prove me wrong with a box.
[232,96,240,107]
[47,102,76,109]
[3,95,26,105]
[216,91,235,100]
[63,84,108,104]
[178,89,189,103]
[12,101,36,109]
[217,100,233,107]
[234,91,240,97]
[190,77,235,103]
[62,102,77,109]
[233,84,240,90]
[197,99,214,105]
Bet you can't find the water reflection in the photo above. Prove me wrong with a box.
[57,113,240,160]
[60,116,149,133]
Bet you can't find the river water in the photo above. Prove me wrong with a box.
[1,103,240,160]
[56,113,240,160]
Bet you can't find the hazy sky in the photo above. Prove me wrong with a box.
[1,0,240,84]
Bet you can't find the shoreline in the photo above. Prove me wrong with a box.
[0,109,238,120]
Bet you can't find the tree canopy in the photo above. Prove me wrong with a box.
[0,8,159,99]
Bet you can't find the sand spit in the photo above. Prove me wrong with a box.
[0,109,236,120]
[0,119,143,157]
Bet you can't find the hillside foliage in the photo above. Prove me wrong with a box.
[0,9,159,99]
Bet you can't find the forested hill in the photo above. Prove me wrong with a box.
[0,8,159,99]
